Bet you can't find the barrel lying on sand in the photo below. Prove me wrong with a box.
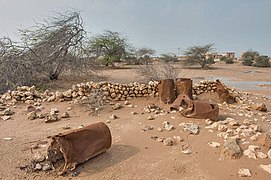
[171,94,219,120]
[47,122,112,175]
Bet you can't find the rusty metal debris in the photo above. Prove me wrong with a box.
[175,78,193,99]
[216,79,236,104]
[158,79,176,104]
[47,122,112,175]
[170,94,219,120]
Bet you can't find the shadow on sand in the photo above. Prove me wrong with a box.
[74,144,139,176]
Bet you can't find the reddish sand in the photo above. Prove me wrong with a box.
[0,62,271,180]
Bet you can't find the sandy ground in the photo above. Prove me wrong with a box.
[0,62,271,180]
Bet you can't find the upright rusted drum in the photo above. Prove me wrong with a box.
[158,79,176,104]
[175,78,193,99]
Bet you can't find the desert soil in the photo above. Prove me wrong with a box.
[0,62,271,180]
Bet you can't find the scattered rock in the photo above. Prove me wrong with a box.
[34,102,41,106]
[151,136,158,140]
[147,116,155,120]
[183,123,199,135]
[1,115,11,121]
[142,125,154,131]
[208,142,221,148]
[3,137,13,140]
[127,104,134,108]
[181,149,192,154]
[106,120,111,123]
[110,114,118,119]
[163,138,173,146]
[77,125,84,129]
[218,125,228,132]
[50,108,59,113]
[124,101,130,105]
[257,152,268,159]
[229,120,240,128]
[205,119,213,125]
[205,121,219,129]
[243,119,252,125]
[163,121,174,131]
[250,124,262,132]
[143,106,151,113]
[33,151,45,162]
[258,133,271,149]
[26,105,36,112]
[27,111,37,120]
[45,111,59,123]
[220,138,242,160]
[268,149,271,159]
[112,103,122,110]
[42,163,51,171]
[71,171,79,177]
[130,111,137,115]
[173,136,184,142]
[63,126,71,130]
[157,127,163,132]
[38,113,46,119]
[260,164,271,174]
[61,112,70,118]
[244,149,257,159]
[2,108,14,116]
[238,168,251,177]
[34,163,42,171]
[253,103,267,112]
[157,137,165,142]
[248,145,260,152]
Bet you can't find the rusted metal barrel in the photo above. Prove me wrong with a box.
[171,94,219,120]
[158,79,176,104]
[175,78,193,99]
[47,122,112,174]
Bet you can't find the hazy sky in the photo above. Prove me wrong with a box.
[0,0,270,56]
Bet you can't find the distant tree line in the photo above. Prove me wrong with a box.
[240,50,270,67]
[1,10,270,93]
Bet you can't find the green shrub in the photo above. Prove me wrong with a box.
[220,56,234,64]
[253,56,270,67]
[206,57,215,64]
[242,57,253,66]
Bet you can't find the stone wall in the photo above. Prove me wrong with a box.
[0,80,238,104]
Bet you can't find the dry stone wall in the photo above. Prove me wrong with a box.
[0,80,238,104]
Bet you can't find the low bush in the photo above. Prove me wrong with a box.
[220,56,234,64]
[253,56,270,67]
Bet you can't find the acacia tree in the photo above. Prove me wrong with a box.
[133,48,155,65]
[240,50,260,66]
[89,30,131,66]
[20,11,86,80]
[0,37,37,93]
[160,53,178,63]
[183,44,215,68]
[253,55,270,67]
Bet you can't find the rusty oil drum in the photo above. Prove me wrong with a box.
[47,122,112,174]
[158,79,176,104]
[175,78,193,99]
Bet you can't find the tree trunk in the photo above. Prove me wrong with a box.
[49,73,59,80]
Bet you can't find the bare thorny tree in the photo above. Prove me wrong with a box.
[0,37,37,93]
[135,62,179,82]
[20,11,87,80]
[0,11,99,93]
